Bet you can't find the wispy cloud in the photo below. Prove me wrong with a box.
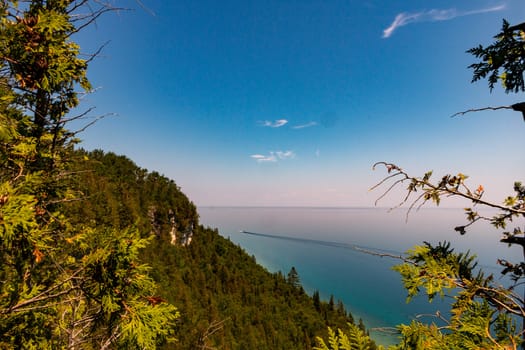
[251,154,277,162]
[259,119,288,128]
[250,150,296,163]
[276,151,295,160]
[292,121,318,129]
[382,4,505,38]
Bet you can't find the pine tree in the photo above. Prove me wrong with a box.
[313,290,321,312]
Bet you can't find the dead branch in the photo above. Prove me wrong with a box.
[415,310,450,325]
[60,107,97,124]
[70,113,116,136]
[451,105,513,118]
[451,102,525,120]
[199,318,230,350]
[4,268,86,314]
[70,2,127,35]
[83,41,110,65]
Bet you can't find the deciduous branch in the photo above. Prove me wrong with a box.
[371,162,525,217]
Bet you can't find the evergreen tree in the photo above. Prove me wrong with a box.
[0,1,178,348]
[313,290,321,312]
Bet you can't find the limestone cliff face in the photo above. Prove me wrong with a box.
[171,223,193,246]
[168,209,194,246]
[149,206,195,246]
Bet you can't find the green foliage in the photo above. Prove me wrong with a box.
[314,323,380,350]
[370,162,525,349]
[393,241,479,302]
[363,17,525,350]
[64,149,368,349]
[468,20,525,93]
[390,242,521,349]
[389,303,520,350]
[0,1,179,348]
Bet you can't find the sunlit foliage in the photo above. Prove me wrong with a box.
[0,1,178,348]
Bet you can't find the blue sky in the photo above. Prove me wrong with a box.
[75,0,524,207]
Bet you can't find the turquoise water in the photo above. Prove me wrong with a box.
[198,207,521,345]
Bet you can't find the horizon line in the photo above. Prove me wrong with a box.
[197,205,470,210]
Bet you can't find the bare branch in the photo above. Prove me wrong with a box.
[6,286,77,314]
[369,170,405,192]
[199,319,230,350]
[82,41,110,65]
[60,107,97,123]
[10,295,83,313]
[68,0,91,15]
[4,268,86,314]
[70,113,116,136]
[373,177,406,207]
[372,162,525,216]
[407,191,429,221]
[69,2,128,35]
[451,102,525,121]
[477,285,525,317]
[415,310,450,325]
[134,0,156,17]
[451,105,513,118]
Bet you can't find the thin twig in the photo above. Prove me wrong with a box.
[70,113,116,136]
[415,310,450,325]
[372,162,525,216]
[451,105,513,118]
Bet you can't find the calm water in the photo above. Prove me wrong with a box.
[198,207,522,345]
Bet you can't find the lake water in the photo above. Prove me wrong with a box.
[198,207,522,345]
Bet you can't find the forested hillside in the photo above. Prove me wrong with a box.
[66,149,376,349]
[0,1,379,347]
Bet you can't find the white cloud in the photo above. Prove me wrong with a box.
[259,119,288,128]
[383,12,422,38]
[292,121,318,129]
[382,4,505,38]
[276,151,295,160]
[250,150,295,163]
[250,154,277,162]
[463,5,506,16]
